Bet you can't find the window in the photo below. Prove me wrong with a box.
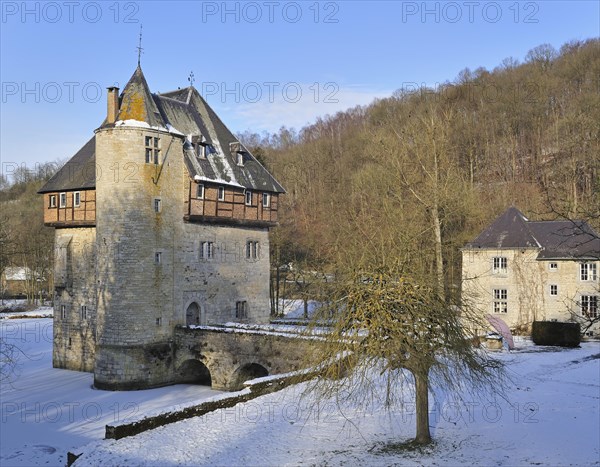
[80,305,87,319]
[60,305,67,319]
[581,295,598,319]
[49,195,57,208]
[550,285,558,296]
[73,191,81,208]
[200,241,215,260]
[197,183,205,199]
[205,144,216,156]
[580,263,598,281]
[145,136,160,164]
[155,252,162,264]
[492,257,507,274]
[236,301,248,319]
[192,136,205,159]
[549,262,558,271]
[154,198,162,213]
[493,289,507,313]
[237,152,244,166]
[218,186,225,201]
[156,317,162,326]
[262,193,270,208]
[245,191,252,206]
[59,192,67,208]
[246,241,259,260]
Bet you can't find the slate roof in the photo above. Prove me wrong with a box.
[465,207,600,260]
[155,87,284,192]
[39,66,284,194]
[38,137,95,193]
[528,221,600,260]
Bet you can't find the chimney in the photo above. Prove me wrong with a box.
[107,86,119,124]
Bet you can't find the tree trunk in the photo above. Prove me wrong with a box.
[431,203,444,299]
[414,369,432,445]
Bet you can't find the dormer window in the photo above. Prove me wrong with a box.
[145,136,160,164]
[192,135,205,159]
[230,142,243,166]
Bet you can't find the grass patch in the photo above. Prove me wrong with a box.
[374,439,436,456]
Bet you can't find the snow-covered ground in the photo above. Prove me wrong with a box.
[76,339,599,466]
[0,299,53,318]
[279,299,322,319]
[0,307,53,319]
[0,318,223,467]
[2,315,599,466]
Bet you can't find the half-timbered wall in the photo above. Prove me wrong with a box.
[43,190,96,226]
[185,182,278,224]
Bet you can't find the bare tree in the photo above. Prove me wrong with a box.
[0,334,21,383]
[0,213,15,304]
[306,268,505,446]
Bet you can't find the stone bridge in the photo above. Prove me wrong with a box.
[173,325,321,391]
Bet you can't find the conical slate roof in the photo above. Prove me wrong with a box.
[115,66,163,127]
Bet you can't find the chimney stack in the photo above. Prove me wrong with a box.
[107,87,119,124]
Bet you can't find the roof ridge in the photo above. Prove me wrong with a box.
[521,215,542,248]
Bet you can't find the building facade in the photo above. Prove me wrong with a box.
[38,66,285,389]
[462,207,599,336]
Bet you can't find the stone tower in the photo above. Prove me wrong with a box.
[39,66,285,389]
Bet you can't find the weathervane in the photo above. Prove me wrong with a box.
[188,71,195,87]
[136,24,144,66]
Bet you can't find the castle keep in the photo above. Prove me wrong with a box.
[38,66,285,390]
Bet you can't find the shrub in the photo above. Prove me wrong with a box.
[532,321,581,347]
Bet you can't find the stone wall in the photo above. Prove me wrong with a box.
[94,125,185,388]
[178,223,271,325]
[174,327,322,390]
[462,248,600,334]
[53,227,97,372]
[92,125,275,389]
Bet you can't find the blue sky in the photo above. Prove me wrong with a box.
[1,1,599,173]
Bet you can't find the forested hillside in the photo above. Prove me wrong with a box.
[0,163,60,302]
[240,39,600,301]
